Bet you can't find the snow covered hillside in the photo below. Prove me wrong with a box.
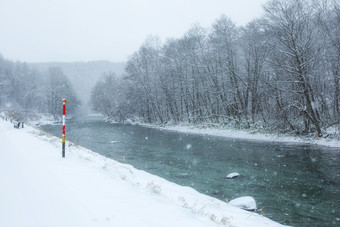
[0,119,284,227]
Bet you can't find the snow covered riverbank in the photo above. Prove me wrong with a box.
[0,119,285,226]
[138,123,340,148]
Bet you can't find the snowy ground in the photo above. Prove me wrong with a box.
[0,119,285,227]
[139,123,340,148]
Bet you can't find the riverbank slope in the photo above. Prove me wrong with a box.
[0,119,284,227]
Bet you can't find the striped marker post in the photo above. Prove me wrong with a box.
[62,99,67,158]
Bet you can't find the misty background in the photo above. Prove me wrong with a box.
[0,0,268,62]
[0,0,269,115]
[30,61,126,112]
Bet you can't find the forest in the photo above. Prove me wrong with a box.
[91,0,340,136]
[0,56,80,119]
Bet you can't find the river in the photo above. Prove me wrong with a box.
[41,115,340,226]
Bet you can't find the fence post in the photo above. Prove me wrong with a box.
[62,99,67,158]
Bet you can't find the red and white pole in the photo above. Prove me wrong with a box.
[62,99,67,158]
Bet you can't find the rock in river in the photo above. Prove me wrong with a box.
[226,172,240,179]
[229,196,257,211]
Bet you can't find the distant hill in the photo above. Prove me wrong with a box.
[30,61,126,113]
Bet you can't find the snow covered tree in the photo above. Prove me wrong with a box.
[91,72,127,121]
[90,0,340,136]
[46,67,80,118]
[263,0,323,135]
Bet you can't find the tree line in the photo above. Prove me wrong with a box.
[92,0,340,136]
[0,55,80,119]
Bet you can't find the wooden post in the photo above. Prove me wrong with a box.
[62,99,67,158]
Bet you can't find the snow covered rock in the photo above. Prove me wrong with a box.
[226,172,240,179]
[229,196,257,211]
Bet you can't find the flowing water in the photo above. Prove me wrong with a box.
[42,115,340,226]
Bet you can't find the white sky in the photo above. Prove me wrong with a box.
[0,0,269,63]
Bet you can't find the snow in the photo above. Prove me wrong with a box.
[0,119,285,227]
[226,172,240,179]
[229,196,257,211]
[27,113,56,126]
[146,124,340,148]
[326,124,340,135]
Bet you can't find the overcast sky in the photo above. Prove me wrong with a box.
[0,0,269,63]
